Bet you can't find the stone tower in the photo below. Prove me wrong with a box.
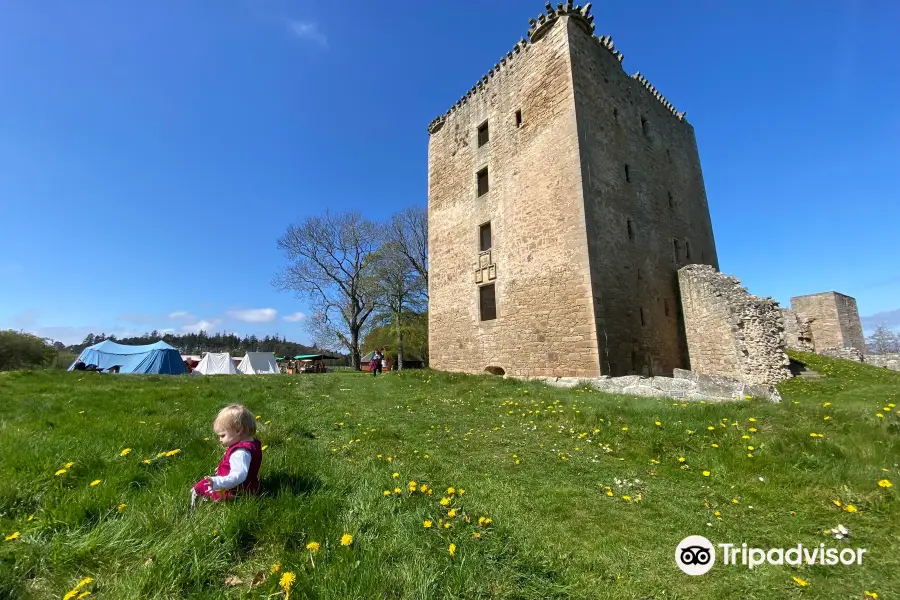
[790,292,866,355]
[427,2,718,378]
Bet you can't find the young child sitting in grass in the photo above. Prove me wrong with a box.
[191,404,263,507]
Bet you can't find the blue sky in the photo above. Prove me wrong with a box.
[1,0,898,345]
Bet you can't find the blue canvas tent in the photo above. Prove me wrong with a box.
[68,340,187,375]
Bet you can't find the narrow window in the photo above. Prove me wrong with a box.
[515,110,522,127]
[479,222,492,252]
[637,268,643,281]
[673,239,681,263]
[667,191,674,208]
[613,108,619,124]
[624,164,631,183]
[477,121,489,147]
[476,167,489,197]
[666,149,671,163]
[686,240,692,260]
[641,116,649,136]
[640,307,646,327]
[627,219,634,241]
[479,284,497,321]
[664,299,670,317]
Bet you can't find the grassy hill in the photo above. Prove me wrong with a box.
[0,352,898,599]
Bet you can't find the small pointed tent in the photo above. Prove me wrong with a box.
[237,352,280,375]
[68,340,187,375]
[192,352,238,375]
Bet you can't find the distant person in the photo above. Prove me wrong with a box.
[73,360,87,371]
[184,358,192,374]
[191,404,263,507]
[380,348,388,372]
[371,349,382,376]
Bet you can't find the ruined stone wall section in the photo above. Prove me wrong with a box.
[866,353,900,371]
[791,292,866,356]
[427,17,600,378]
[780,308,815,352]
[678,265,790,386]
[568,23,718,376]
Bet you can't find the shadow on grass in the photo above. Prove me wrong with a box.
[259,471,323,498]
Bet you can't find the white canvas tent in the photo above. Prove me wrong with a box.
[237,352,280,375]
[192,352,238,375]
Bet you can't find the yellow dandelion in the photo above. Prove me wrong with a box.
[65,462,74,468]
[747,446,755,451]
[440,497,451,506]
[261,445,269,451]
[447,487,455,495]
[655,421,662,426]
[865,592,878,599]
[279,572,296,592]
[749,417,757,422]
[119,448,131,457]
[419,484,428,493]
[4,532,20,541]
[142,459,151,465]
[340,533,353,546]
[473,531,481,538]
[621,426,628,431]
[832,500,841,507]
[711,443,719,448]
[792,576,808,587]
[606,490,614,497]
[270,562,281,573]
[748,427,757,433]
[878,479,892,488]
[55,469,67,476]
[707,426,714,431]
[383,490,391,496]
[424,520,433,528]
[622,495,632,501]
[458,489,465,495]
[702,471,711,477]
[823,402,831,407]
[448,543,456,556]
[392,472,399,479]
[117,504,127,512]
[393,488,401,495]
[90,480,101,487]
[306,541,320,552]
[447,508,457,518]
[876,413,884,418]
[677,457,686,463]
[844,504,858,513]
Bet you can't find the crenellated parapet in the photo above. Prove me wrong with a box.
[528,1,594,41]
[632,72,686,121]
[427,36,531,135]
[426,1,686,134]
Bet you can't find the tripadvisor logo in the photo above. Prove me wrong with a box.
[675,536,868,575]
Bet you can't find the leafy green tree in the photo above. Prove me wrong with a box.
[0,330,59,371]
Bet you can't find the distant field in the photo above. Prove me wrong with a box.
[1,352,898,599]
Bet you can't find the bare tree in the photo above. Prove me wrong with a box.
[867,323,899,354]
[273,210,382,369]
[389,205,428,297]
[372,240,427,370]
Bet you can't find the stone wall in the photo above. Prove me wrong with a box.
[866,353,900,371]
[427,4,718,379]
[677,265,791,386]
[790,292,866,356]
[427,12,601,378]
[780,308,815,352]
[568,15,718,376]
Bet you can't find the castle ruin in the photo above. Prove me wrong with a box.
[427,2,718,378]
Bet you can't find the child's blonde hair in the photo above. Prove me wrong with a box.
[214,404,257,437]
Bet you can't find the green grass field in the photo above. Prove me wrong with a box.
[1,352,898,599]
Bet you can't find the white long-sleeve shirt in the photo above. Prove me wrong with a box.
[209,449,251,491]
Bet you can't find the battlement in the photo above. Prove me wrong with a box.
[632,72,686,121]
[427,1,686,134]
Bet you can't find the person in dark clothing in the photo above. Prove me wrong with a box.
[371,350,382,376]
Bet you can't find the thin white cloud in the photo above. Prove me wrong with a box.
[228,308,277,323]
[283,312,306,322]
[182,319,221,334]
[168,311,194,320]
[288,20,327,47]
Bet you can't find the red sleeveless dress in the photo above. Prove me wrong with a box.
[193,439,262,501]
